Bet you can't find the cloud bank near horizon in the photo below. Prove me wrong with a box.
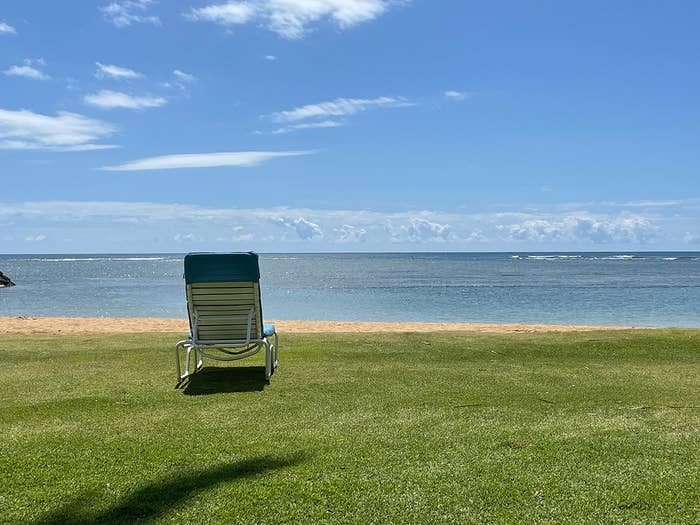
[2,199,698,252]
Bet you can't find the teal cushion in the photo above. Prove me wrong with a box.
[184,252,260,284]
[263,324,276,337]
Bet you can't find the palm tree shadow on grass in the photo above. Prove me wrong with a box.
[181,366,267,395]
[33,452,309,525]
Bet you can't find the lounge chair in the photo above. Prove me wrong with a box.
[175,252,279,383]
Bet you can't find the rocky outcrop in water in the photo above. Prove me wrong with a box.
[0,271,15,287]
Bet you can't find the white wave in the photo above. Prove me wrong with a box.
[112,257,169,261]
[591,255,639,260]
[36,258,100,262]
[513,254,580,260]
[35,256,170,262]
[662,257,678,261]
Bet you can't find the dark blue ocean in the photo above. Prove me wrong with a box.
[1,253,699,327]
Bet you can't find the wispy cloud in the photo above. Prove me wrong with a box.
[609,199,695,208]
[99,150,314,171]
[271,96,412,122]
[163,70,197,92]
[95,62,142,79]
[186,2,254,26]
[272,120,344,134]
[501,198,700,214]
[173,69,195,82]
[444,90,470,101]
[100,0,160,28]
[0,21,16,34]
[260,96,412,134]
[3,59,49,80]
[186,0,401,39]
[84,90,167,110]
[264,54,277,61]
[0,109,117,151]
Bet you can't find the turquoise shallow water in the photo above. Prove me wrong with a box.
[0,252,699,327]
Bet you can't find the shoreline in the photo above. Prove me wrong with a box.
[0,316,643,335]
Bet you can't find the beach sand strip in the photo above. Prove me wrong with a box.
[0,317,634,335]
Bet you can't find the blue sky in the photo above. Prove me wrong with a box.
[1,0,698,252]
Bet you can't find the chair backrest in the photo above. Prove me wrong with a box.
[184,252,263,344]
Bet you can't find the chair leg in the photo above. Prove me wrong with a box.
[175,341,188,382]
[176,341,203,386]
[264,340,272,381]
[273,332,279,370]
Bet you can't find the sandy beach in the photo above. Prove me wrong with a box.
[0,316,634,335]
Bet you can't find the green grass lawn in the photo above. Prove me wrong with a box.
[1,330,699,524]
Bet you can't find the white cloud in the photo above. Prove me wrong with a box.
[264,54,277,61]
[231,226,254,242]
[99,150,314,171]
[275,217,323,240]
[683,232,700,245]
[272,120,344,134]
[186,0,399,39]
[464,230,487,242]
[164,70,197,92]
[173,69,195,82]
[0,109,117,151]
[502,215,655,244]
[174,232,202,242]
[186,2,255,25]
[574,216,653,243]
[444,90,469,101]
[95,62,142,79]
[24,234,47,242]
[84,90,167,110]
[391,218,452,243]
[611,199,690,208]
[3,65,49,81]
[334,224,367,242]
[4,59,49,80]
[262,95,412,133]
[272,96,412,122]
[0,21,16,34]
[100,0,160,27]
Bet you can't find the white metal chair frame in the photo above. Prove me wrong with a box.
[175,306,279,384]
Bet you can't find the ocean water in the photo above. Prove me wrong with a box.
[0,253,699,327]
